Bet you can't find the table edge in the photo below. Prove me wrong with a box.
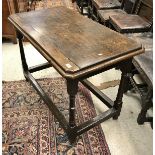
[8,13,144,80]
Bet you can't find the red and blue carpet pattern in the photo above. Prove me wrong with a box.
[17,0,77,13]
[34,0,77,10]
[3,78,110,154]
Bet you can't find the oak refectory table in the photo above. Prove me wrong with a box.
[8,6,144,143]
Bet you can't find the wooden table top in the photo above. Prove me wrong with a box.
[9,6,144,79]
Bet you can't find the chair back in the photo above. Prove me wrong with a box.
[135,0,153,23]
[121,0,141,14]
[121,0,136,13]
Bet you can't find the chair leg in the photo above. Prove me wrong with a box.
[127,73,153,127]
[87,0,91,18]
[137,88,153,125]
[137,109,148,124]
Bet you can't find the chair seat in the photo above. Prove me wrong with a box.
[98,9,126,23]
[110,14,151,33]
[92,0,121,10]
[133,50,153,87]
[125,32,153,51]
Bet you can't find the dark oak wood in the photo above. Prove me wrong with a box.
[81,79,114,108]
[9,7,143,79]
[29,62,51,73]
[67,79,79,128]
[8,6,144,143]
[113,60,132,119]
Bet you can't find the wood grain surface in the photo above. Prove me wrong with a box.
[8,6,143,78]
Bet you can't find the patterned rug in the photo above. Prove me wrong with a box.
[2,78,110,155]
[18,0,77,12]
[34,0,77,10]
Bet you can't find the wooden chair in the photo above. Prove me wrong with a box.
[88,0,121,21]
[109,0,153,33]
[125,32,153,128]
[97,0,137,26]
[129,50,153,128]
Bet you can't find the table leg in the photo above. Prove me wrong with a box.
[113,60,132,119]
[16,31,70,132]
[16,31,28,74]
[67,79,78,128]
[81,0,84,14]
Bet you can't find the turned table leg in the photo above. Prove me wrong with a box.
[16,31,28,75]
[113,60,132,119]
[67,79,79,128]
